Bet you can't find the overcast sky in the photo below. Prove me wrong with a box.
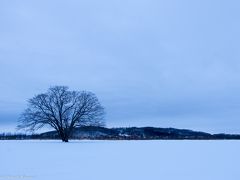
[0,0,240,133]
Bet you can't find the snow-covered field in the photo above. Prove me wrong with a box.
[1,140,239,180]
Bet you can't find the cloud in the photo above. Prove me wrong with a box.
[0,0,240,132]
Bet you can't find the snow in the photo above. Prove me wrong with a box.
[0,140,239,180]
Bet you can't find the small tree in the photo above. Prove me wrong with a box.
[18,86,105,142]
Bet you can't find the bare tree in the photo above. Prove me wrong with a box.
[18,86,105,142]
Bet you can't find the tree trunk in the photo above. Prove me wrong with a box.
[62,133,69,142]
[62,137,69,142]
[58,130,69,142]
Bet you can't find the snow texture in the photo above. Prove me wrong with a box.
[0,140,239,180]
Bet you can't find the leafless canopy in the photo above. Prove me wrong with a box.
[18,86,105,142]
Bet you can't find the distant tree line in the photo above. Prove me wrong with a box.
[2,126,240,140]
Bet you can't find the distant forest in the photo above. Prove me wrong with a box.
[1,126,240,140]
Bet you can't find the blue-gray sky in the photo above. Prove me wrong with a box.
[0,0,240,133]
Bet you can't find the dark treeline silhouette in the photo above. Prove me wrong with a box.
[0,133,41,140]
[1,126,240,140]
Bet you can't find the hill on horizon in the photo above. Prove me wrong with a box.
[39,126,240,140]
